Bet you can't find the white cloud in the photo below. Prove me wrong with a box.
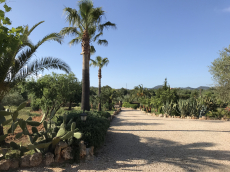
[223,7,230,12]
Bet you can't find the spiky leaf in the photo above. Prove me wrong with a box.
[26,117,32,121]
[56,123,66,137]
[12,111,19,121]
[32,127,38,134]
[8,121,18,134]
[0,115,6,125]
[0,111,12,116]
[32,135,39,143]
[73,132,82,139]
[16,101,27,112]
[40,113,46,123]
[43,121,47,131]
[28,135,33,143]
[23,127,30,135]
[29,141,52,149]
[15,133,23,139]
[71,122,76,131]
[63,114,67,124]
[10,141,19,149]
[26,120,41,126]
[60,131,73,140]
[0,134,8,142]
[18,119,27,131]
[50,110,56,119]
[2,118,12,126]
[51,137,61,149]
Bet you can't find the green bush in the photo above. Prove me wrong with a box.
[54,110,111,162]
[122,102,138,109]
[103,102,110,111]
[206,109,225,119]
[55,110,111,150]
[2,92,25,107]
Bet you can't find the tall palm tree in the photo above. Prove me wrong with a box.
[60,0,116,111]
[90,56,109,111]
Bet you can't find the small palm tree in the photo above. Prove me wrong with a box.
[90,56,109,111]
[60,0,116,111]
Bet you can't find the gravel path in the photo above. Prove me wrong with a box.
[17,108,230,172]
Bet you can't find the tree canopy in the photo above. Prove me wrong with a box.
[208,46,230,103]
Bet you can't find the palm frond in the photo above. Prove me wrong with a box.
[28,21,45,35]
[89,7,104,24]
[69,37,82,46]
[97,39,108,46]
[102,57,109,67]
[13,57,71,83]
[93,32,103,42]
[90,56,109,68]
[35,33,63,48]
[90,45,96,55]
[89,59,97,67]
[59,27,81,37]
[10,47,36,81]
[99,21,116,32]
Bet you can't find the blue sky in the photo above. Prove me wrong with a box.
[5,0,230,89]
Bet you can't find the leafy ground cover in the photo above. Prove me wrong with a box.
[2,105,114,146]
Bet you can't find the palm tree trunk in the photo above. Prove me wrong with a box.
[81,31,90,111]
[98,68,101,111]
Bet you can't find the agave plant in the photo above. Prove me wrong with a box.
[189,98,203,117]
[173,99,191,117]
[161,100,174,116]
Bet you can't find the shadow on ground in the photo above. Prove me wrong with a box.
[15,110,230,172]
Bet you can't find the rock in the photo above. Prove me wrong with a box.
[45,152,54,166]
[0,159,11,171]
[55,141,68,162]
[61,147,73,160]
[85,146,94,161]
[79,140,86,159]
[10,159,19,169]
[30,152,42,167]
[89,146,94,156]
[20,155,31,167]
[159,114,163,117]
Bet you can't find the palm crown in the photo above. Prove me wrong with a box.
[60,0,116,52]
[90,56,109,69]
[0,21,71,101]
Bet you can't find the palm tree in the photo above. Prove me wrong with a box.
[90,56,109,111]
[0,21,71,140]
[0,21,71,104]
[60,0,116,111]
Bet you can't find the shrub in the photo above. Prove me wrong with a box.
[103,102,110,111]
[2,92,25,107]
[122,102,138,109]
[31,99,40,111]
[55,110,111,150]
